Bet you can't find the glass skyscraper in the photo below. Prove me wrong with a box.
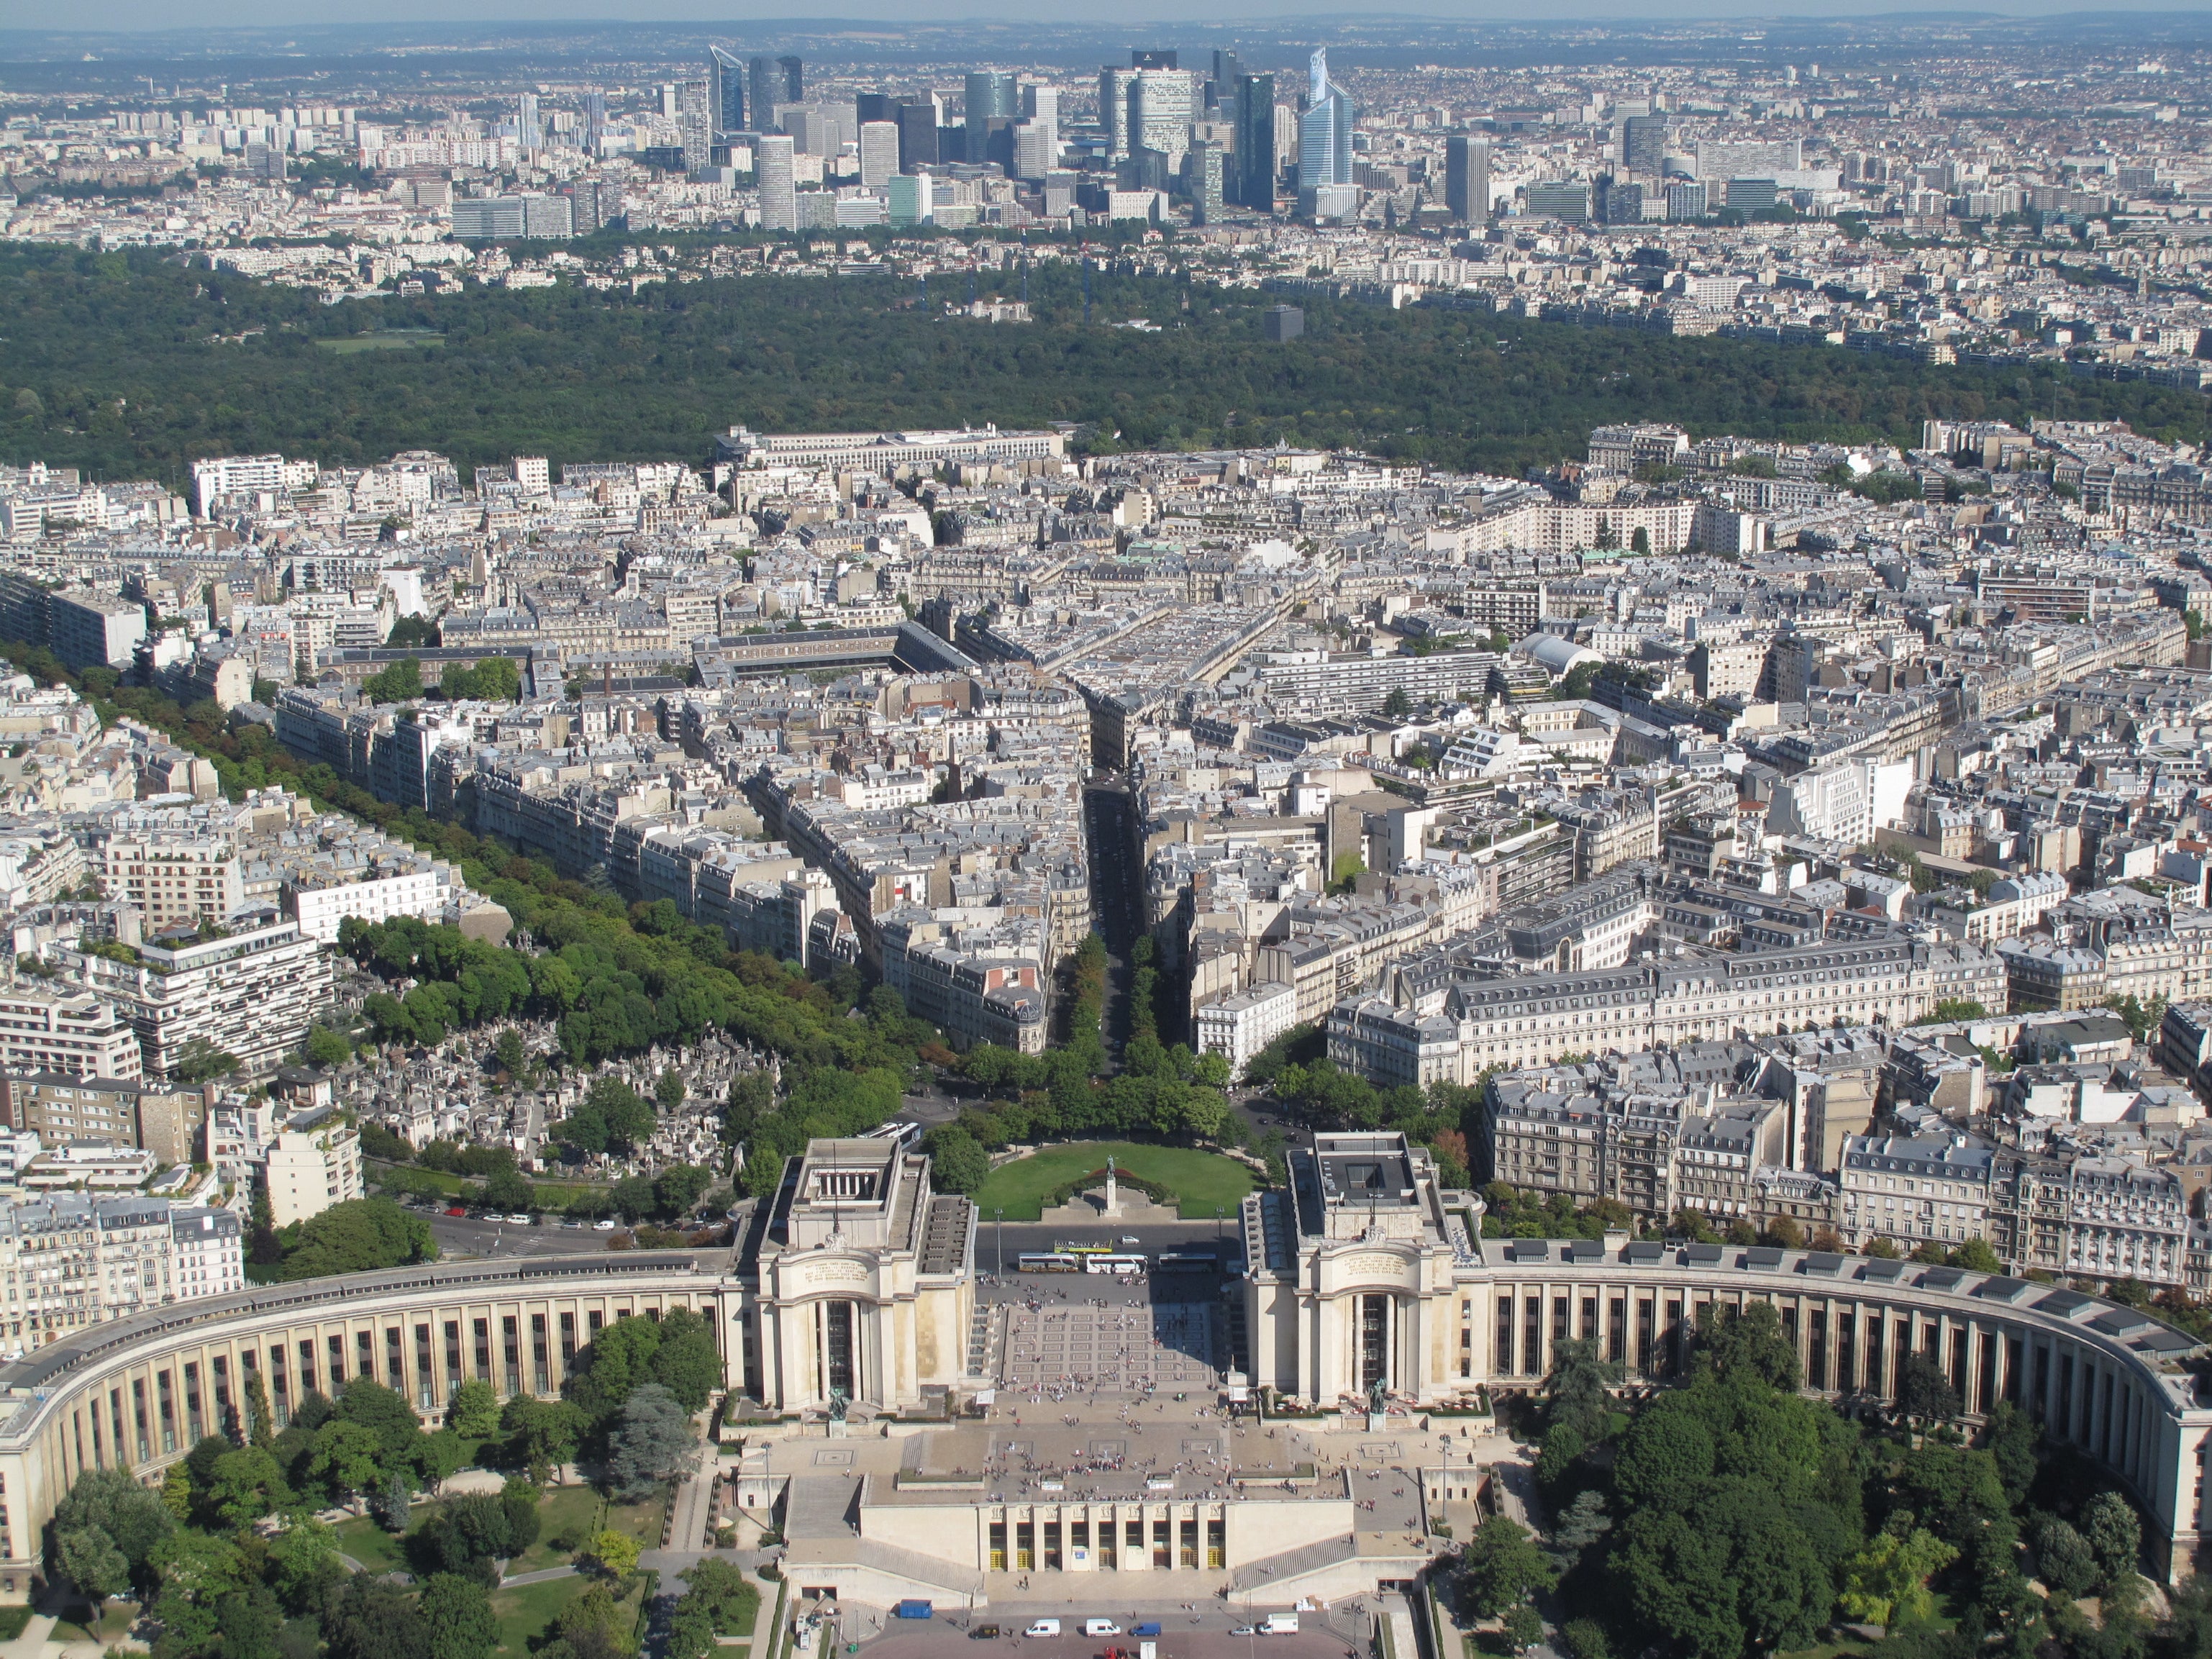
[1298,49,1354,191]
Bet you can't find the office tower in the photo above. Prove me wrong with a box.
[1665,180,1707,219]
[659,83,680,118]
[1232,72,1275,208]
[1693,137,1799,179]
[896,99,939,168]
[1014,121,1055,181]
[1098,65,1134,159]
[778,55,804,101]
[1298,48,1355,206]
[1130,69,1196,173]
[887,171,933,225]
[515,92,542,155]
[709,47,746,137]
[965,71,1018,123]
[858,121,898,188]
[1444,132,1490,224]
[749,57,779,129]
[1190,140,1225,223]
[1132,49,1177,69]
[677,79,711,173]
[583,90,609,155]
[757,133,797,229]
[856,91,894,126]
[1209,49,1243,112]
[1593,174,1642,224]
[560,177,606,233]
[1526,178,1590,221]
[1021,83,1059,150]
[1622,113,1667,175]
[965,70,1017,165]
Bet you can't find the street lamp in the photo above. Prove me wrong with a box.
[995,1208,1004,1276]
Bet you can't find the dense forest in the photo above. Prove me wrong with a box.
[1,244,2206,486]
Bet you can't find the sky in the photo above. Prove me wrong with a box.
[9,0,2212,32]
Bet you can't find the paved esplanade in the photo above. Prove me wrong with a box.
[990,1286,1226,1399]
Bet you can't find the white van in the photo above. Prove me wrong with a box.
[1083,1623,1121,1638]
[1024,1622,1062,1639]
[1262,1616,1300,1635]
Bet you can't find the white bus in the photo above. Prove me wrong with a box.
[1083,1253,1146,1276]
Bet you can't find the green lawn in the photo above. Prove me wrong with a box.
[490,1573,641,1655]
[506,1483,605,1573]
[334,1510,417,1573]
[317,332,445,353]
[0,1606,31,1641]
[970,1141,1257,1222]
[55,1601,137,1644]
[603,1486,668,1550]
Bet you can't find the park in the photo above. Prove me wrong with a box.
[967,1140,1258,1221]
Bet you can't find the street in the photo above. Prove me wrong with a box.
[424,1209,614,1259]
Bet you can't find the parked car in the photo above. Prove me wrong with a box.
[1118,1236,1140,1246]
[970,1627,1002,1640]
[445,1206,467,1217]
[1083,1623,1121,1638]
[1024,1622,1061,1638]
[505,1213,532,1224]
[1229,1630,1258,1639]
[593,1219,618,1230]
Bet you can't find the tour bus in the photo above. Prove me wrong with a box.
[1154,1251,1216,1272]
[1016,1251,1082,1273]
[1083,1253,1146,1276]
[861,1120,924,1151]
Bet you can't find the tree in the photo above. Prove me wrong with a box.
[606,1383,694,1496]
[1897,1353,1961,1435]
[308,1419,386,1509]
[1949,1237,2003,1274]
[419,1574,499,1659]
[480,1166,536,1214]
[924,1127,988,1195]
[1461,1514,1557,1618]
[53,1465,175,1578]
[1382,687,1413,720]
[58,1527,130,1608]
[584,1530,641,1581]
[2035,1515,2098,1599]
[494,1028,528,1077]
[207,1446,291,1526]
[1983,1401,2039,1506]
[1691,1300,1800,1391]
[276,1197,438,1281]
[447,1378,501,1438]
[1558,1620,1610,1659]
[304,1027,352,1069]
[2083,1491,2142,1584]
[550,1583,639,1659]
[501,1395,588,1483]
[652,1163,711,1219]
[1547,1488,1611,1570]
[655,1068,687,1114]
[1839,1523,1957,1627]
[1543,1337,1621,1442]
[1501,1604,1544,1654]
[172,1036,242,1084]
[325,1576,430,1659]
[265,1517,344,1614]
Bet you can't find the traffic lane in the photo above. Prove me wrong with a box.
[860,1627,1352,1659]
[424,1212,608,1258]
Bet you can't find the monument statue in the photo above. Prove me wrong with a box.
[828,1385,849,1423]
[1367,1374,1388,1414]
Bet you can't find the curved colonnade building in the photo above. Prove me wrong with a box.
[0,1131,2203,1604]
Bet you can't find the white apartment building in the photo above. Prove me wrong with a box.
[265,1119,363,1227]
[1195,982,1300,1081]
[172,1206,246,1300]
[88,835,245,932]
[1838,1131,1995,1250]
[0,1194,243,1353]
[0,985,143,1081]
[286,867,447,943]
[47,593,147,673]
[51,919,332,1081]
